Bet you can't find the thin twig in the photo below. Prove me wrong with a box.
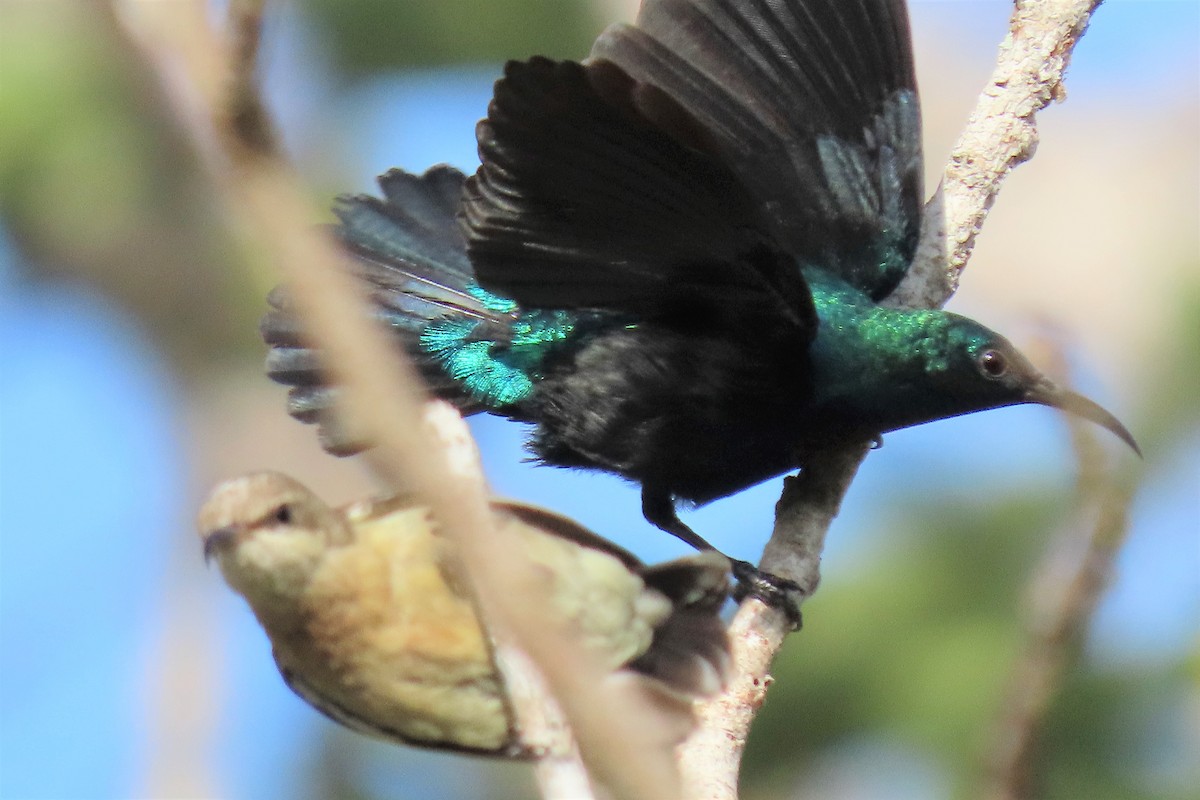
[490,644,593,797]
[980,338,1137,800]
[224,0,278,157]
[682,448,873,797]
[117,2,690,797]
[216,6,663,798]
[888,0,1104,308]
[679,2,1108,795]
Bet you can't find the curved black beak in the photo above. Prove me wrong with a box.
[1025,379,1141,457]
[202,526,239,564]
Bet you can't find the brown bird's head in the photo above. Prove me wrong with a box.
[197,471,352,621]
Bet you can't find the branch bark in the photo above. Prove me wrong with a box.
[980,338,1137,800]
[212,5,678,797]
[679,2,1108,796]
[117,1,687,797]
[889,0,1103,308]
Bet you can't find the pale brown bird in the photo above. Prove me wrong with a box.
[197,472,730,757]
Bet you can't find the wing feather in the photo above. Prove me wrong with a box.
[591,0,923,299]
[463,56,814,335]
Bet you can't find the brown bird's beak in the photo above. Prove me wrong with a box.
[1025,378,1142,457]
[203,526,240,564]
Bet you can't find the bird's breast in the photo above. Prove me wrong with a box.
[530,322,812,503]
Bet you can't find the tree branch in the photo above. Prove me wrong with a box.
[117,2,690,797]
[679,2,1108,796]
[215,5,675,797]
[889,0,1104,308]
[980,338,1137,800]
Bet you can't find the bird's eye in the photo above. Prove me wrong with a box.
[272,504,293,525]
[977,349,1008,379]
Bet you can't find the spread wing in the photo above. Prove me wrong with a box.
[461,56,816,340]
[591,0,923,300]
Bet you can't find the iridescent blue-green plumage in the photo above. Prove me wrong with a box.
[262,0,1137,553]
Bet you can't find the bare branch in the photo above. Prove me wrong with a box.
[116,2,687,797]
[222,0,277,156]
[980,338,1137,800]
[889,0,1104,309]
[679,446,869,798]
[679,3,1108,795]
[491,641,593,797]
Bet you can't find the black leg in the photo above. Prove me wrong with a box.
[641,485,718,551]
[640,485,803,630]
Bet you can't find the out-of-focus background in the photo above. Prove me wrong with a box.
[0,1,1196,798]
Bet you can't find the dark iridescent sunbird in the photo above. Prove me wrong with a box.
[262,0,1138,589]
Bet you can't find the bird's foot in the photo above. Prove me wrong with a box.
[730,560,804,631]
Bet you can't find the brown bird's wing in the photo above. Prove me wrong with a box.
[495,501,732,699]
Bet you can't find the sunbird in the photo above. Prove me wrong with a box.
[262,0,1138,594]
[198,472,730,756]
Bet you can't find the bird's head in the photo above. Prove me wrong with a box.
[922,316,1140,454]
[197,472,354,622]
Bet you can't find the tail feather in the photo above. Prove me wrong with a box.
[496,502,731,700]
[263,345,324,385]
[377,165,463,234]
[334,165,476,295]
[261,165,502,455]
[282,384,335,423]
[259,287,306,347]
[630,551,732,699]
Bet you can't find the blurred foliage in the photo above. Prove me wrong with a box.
[0,0,607,373]
[0,3,265,371]
[743,495,1050,798]
[1134,277,1200,452]
[740,490,1196,800]
[296,0,605,79]
[736,285,1200,800]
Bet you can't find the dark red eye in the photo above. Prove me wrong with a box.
[978,349,1008,379]
[272,504,293,524]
